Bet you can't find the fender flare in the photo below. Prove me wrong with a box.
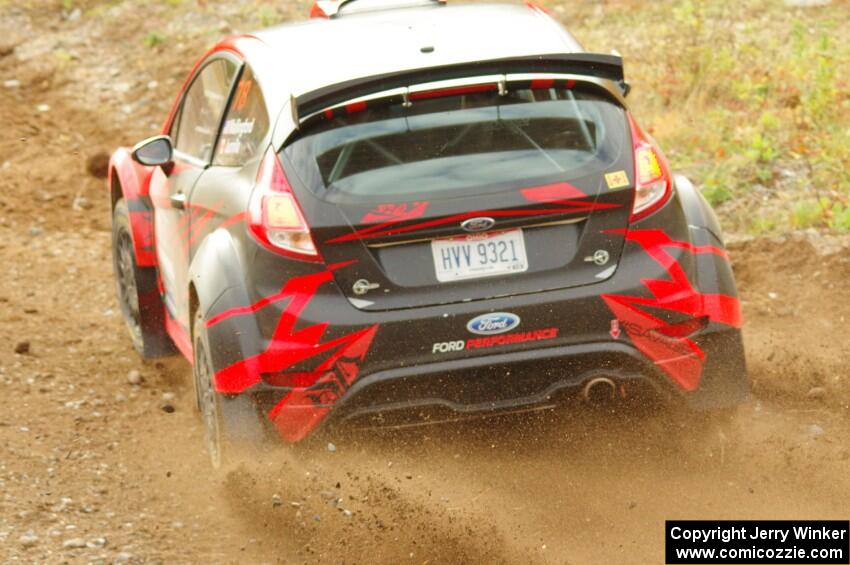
[674,174,724,245]
[189,229,264,373]
[108,148,158,267]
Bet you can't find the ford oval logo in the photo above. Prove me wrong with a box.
[467,312,521,335]
[461,217,495,233]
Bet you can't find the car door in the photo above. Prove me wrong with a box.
[149,56,239,330]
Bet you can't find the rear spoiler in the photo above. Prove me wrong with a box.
[293,53,625,121]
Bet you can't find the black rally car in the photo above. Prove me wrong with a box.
[108,0,748,466]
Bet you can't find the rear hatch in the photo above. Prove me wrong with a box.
[282,80,635,311]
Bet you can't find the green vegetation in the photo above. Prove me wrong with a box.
[143,30,166,48]
[563,0,850,234]
[53,48,76,62]
[254,5,288,27]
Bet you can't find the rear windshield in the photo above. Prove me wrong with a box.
[283,85,629,199]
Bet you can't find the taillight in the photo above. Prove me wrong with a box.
[628,114,672,222]
[248,149,322,262]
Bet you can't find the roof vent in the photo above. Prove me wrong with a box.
[311,0,445,19]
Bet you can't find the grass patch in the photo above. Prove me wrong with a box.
[143,31,166,48]
[559,0,850,234]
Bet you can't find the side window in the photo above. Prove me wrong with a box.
[173,59,237,162]
[214,66,270,167]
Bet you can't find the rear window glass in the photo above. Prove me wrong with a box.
[284,86,628,199]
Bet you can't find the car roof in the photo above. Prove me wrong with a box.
[249,2,583,100]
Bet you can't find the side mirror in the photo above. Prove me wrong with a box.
[131,135,173,167]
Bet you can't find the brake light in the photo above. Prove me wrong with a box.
[248,149,322,262]
[629,114,672,221]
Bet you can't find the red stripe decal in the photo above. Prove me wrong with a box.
[328,200,617,244]
[410,84,498,101]
[207,261,354,328]
[219,211,247,230]
[530,79,555,89]
[345,101,367,114]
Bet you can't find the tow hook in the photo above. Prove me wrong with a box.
[352,279,381,296]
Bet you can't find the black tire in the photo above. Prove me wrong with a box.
[192,309,269,468]
[111,199,175,358]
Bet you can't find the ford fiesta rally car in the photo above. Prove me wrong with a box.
[109,0,748,466]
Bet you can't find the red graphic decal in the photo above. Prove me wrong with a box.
[268,324,378,442]
[219,211,247,231]
[519,182,587,203]
[530,79,555,89]
[600,229,742,391]
[345,100,367,114]
[328,184,616,245]
[184,206,218,250]
[209,262,377,442]
[173,201,226,253]
[409,84,498,101]
[206,260,355,328]
[361,201,429,224]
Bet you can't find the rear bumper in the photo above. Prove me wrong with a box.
[257,326,747,435]
[205,187,749,442]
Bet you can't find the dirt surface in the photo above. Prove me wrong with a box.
[1,2,849,564]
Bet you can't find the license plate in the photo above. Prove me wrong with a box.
[431,229,528,283]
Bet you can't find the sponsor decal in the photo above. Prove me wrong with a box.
[219,138,242,155]
[221,118,255,136]
[605,170,630,190]
[466,312,521,335]
[361,201,429,224]
[432,340,465,353]
[466,328,558,350]
[432,327,559,354]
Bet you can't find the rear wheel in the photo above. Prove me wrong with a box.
[111,198,175,357]
[192,309,268,468]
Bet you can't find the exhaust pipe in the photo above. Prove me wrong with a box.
[581,376,618,405]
